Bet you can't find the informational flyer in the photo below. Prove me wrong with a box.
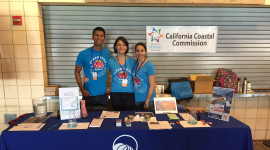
[59,87,80,120]
[208,87,234,122]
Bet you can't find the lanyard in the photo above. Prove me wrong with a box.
[116,56,127,79]
[91,47,102,72]
[135,59,146,78]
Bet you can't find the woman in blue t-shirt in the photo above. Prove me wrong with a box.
[133,42,156,110]
[108,37,136,111]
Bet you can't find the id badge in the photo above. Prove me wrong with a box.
[135,83,138,91]
[92,72,97,80]
[122,79,127,87]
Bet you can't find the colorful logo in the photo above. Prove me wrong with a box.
[148,27,163,43]
[133,77,140,85]
[118,71,128,78]
[94,60,104,68]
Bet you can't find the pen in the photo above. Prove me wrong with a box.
[37,123,43,129]
[48,124,57,130]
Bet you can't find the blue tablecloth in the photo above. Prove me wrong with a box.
[0,111,253,150]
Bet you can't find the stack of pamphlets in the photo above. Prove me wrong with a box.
[167,114,180,120]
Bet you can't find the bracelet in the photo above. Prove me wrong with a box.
[144,103,149,107]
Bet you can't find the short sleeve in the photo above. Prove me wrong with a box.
[147,63,155,76]
[108,57,113,71]
[75,51,84,66]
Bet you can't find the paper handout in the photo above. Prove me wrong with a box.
[147,121,172,130]
[59,122,90,130]
[100,111,120,118]
[9,123,45,131]
[89,118,104,128]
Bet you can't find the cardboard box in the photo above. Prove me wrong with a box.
[45,85,59,92]
[44,85,59,96]
[191,76,214,94]
[45,91,58,96]
[190,74,207,81]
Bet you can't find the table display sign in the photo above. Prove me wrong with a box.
[146,26,218,53]
[208,87,234,122]
[59,87,80,120]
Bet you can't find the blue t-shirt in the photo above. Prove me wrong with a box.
[133,60,156,102]
[108,56,136,93]
[75,47,110,96]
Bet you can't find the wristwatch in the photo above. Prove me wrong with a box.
[144,103,149,107]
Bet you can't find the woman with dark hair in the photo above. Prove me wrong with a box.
[133,42,156,110]
[108,36,136,111]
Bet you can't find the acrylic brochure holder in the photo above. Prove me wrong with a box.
[59,87,81,120]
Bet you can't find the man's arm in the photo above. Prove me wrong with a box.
[75,65,91,97]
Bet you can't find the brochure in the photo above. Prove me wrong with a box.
[208,87,234,122]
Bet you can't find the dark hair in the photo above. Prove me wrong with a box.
[113,36,129,54]
[135,42,147,61]
[92,27,105,37]
[135,42,147,52]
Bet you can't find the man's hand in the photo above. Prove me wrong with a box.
[143,103,149,110]
[81,89,91,97]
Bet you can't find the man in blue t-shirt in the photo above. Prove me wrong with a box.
[75,27,111,107]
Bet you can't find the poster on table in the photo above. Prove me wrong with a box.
[59,87,81,120]
[146,26,218,53]
[208,87,234,122]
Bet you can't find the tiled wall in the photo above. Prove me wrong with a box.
[0,0,46,133]
[179,96,270,140]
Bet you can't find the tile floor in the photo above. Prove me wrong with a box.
[254,141,270,150]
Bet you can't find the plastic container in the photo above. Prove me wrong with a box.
[242,77,247,94]
[32,97,47,117]
[188,107,197,125]
[237,78,241,93]
[247,82,251,91]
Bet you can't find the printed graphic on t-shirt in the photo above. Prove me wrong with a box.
[133,77,140,85]
[89,56,107,77]
[94,60,104,68]
[118,71,128,78]
[133,75,147,93]
[113,67,132,81]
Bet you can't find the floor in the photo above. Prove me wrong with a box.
[254,141,270,150]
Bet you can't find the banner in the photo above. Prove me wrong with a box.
[146,26,218,53]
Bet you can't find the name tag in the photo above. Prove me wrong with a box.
[122,79,127,87]
[92,72,97,80]
[135,83,138,91]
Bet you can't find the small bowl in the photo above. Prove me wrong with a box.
[144,114,151,121]
[127,115,134,121]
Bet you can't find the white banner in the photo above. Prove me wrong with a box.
[146,26,218,53]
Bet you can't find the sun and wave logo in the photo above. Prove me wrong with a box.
[118,71,128,78]
[89,57,107,77]
[133,77,140,85]
[112,134,138,150]
[94,60,104,68]
[148,27,163,43]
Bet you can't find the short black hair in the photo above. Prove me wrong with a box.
[113,36,129,54]
[92,27,105,37]
[135,42,147,52]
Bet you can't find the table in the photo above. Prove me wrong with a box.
[0,111,253,150]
